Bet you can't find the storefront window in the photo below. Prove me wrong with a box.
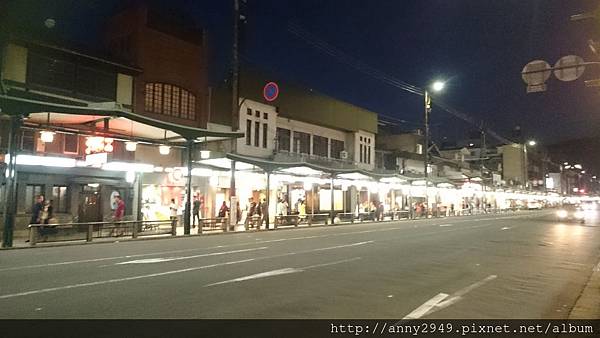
[25,184,44,213]
[52,186,69,213]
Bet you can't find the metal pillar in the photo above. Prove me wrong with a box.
[2,115,22,248]
[330,175,335,224]
[184,140,193,235]
[265,171,270,230]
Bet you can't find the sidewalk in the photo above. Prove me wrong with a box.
[569,261,600,319]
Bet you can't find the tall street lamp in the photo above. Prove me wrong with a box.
[424,81,445,217]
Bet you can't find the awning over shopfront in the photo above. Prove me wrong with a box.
[0,94,244,143]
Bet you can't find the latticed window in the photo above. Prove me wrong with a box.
[144,83,196,120]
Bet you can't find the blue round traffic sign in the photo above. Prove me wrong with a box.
[263,82,279,102]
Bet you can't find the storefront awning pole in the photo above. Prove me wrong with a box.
[265,171,271,230]
[330,174,336,224]
[184,140,193,235]
[2,114,22,248]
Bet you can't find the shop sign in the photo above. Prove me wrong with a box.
[84,152,108,167]
[85,137,114,155]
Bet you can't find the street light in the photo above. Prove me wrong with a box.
[424,81,445,217]
[527,140,537,146]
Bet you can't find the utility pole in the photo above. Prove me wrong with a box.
[230,0,240,203]
[423,91,431,217]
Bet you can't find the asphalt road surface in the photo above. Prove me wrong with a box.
[1,210,599,319]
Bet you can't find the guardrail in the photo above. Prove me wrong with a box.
[273,213,331,228]
[198,217,230,232]
[28,219,175,246]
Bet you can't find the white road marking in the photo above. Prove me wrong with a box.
[402,293,449,319]
[426,275,498,316]
[439,224,453,227]
[205,257,361,287]
[401,275,497,320]
[0,258,256,300]
[501,227,512,230]
[115,247,268,265]
[0,242,369,300]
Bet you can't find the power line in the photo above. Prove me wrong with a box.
[286,21,514,144]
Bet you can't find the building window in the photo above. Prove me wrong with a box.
[330,139,345,159]
[359,135,372,164]
[293,131,310,154]
[245,120,252,145]
[276,128,290,152]
[27,52,116,100]
[52,186,69,213]
[172,86,180,117]
[21,130,35,153]
[163,84,172,116]
[255,110,260,118]
[181,90,189,119]
[247,108,252,115]
[254,121,260,147]
[144,83,196,120]
[313,135,328,157]
[264,113,268,120]
[359,144,363,163]
[262,123,268,148]
[25,184,45,213]
[63,134,79,154]
[189,95,196,120]
[416,144,423,154]
[153,83,163,113]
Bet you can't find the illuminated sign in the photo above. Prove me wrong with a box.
[85,137,114,154]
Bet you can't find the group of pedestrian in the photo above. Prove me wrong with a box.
[243,197,269,229]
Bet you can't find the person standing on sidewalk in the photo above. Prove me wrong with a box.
[169,198,178,229]
[112,195,125,236]
[192,196,201,228]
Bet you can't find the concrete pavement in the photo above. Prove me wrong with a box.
[1,210,599,319]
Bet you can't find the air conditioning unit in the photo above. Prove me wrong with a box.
[339,150,348,159]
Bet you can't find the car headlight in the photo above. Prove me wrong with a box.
[574,211,584,219]
[557,210,568,218]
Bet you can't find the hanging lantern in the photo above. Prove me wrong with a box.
[159,145,171,155]
[125,141,138,152]
[40,131,55,143]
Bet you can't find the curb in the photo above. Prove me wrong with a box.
[569,262,600,319]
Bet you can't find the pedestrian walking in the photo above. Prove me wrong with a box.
[259,198,268,229]
[192,196,201,228]
[112,195,125,236]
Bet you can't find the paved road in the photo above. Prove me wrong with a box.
[1,210,599,319]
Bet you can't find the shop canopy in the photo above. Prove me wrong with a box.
[211,153,417,182]
[0,94,244,144]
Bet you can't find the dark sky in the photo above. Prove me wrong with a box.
[5,0,600,145]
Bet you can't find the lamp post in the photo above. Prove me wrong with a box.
[423,81,444,217]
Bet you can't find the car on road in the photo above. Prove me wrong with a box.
[528,201,543,210]
[556,204,585,224]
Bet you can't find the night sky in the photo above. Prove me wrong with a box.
[4,0,600,145]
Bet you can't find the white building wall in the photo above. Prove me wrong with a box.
[236,98,277,158]
[354,130,375,170]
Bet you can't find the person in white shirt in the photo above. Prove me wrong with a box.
[169,198,178,228]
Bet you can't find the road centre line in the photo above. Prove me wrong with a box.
[0,241,372,300]
[2,213,537,272]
